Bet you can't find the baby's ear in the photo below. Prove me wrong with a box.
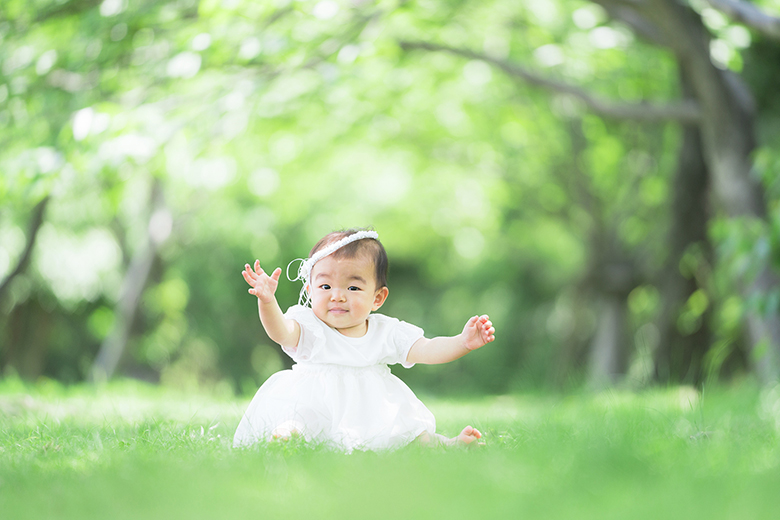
[372,286,389,311]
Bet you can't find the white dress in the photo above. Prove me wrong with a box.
[233,305,436,452]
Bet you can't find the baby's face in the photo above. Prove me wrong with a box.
[308,254,388,338]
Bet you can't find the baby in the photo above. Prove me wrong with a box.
[233,228,495,451]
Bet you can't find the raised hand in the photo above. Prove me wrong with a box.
[461,315,496,351]
[242,260,282,304]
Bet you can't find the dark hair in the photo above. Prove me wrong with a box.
[309,228,388,289]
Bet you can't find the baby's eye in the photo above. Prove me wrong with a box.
[320,284,331,290]
[348,286,361,291]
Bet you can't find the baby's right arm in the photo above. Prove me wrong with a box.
[242,260,301,348]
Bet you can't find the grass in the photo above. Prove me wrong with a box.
[1,378,780,520]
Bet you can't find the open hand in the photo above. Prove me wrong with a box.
[461,315,496,351]
[242,260,281,304]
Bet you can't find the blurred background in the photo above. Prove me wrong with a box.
[2,0,780,396]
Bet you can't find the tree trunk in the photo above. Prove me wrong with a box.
[4,298,53,379]
[653,67,712,385]
[586,242,635,387]
[0,196,51,378]
[90,178,169,382]
[588,293,629,387]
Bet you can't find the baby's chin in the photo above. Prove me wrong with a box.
[314,310,347,325]
[318,314,370,336]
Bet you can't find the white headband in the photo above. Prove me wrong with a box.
[287,230,379,307]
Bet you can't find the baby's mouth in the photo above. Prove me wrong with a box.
[329,308,348,314]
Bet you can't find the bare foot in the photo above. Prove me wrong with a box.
[415,426,484,447]
[454,425,482,446]
[271,420,303,441]
[272,430,300,441]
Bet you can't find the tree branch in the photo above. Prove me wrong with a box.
[705,0,780,40]
[34,0,103,24]
[0,0,101,25]
[0,196,50,305]
[590,0,666,45]
[399,40,701,124]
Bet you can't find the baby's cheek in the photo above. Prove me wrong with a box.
[311,307,328,323]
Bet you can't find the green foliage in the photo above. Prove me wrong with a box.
[2,380,780,519]
[1,0,780,391]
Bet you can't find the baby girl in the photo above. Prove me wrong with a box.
[233,228,495,451]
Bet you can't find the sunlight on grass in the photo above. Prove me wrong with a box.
[1,379,779,519]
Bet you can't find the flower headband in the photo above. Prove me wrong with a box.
[286,230,379,307]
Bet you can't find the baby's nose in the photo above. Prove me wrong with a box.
[330,289,346,301]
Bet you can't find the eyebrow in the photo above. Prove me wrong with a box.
[314,272,368,285]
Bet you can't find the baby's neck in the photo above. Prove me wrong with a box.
[334,319,369,338]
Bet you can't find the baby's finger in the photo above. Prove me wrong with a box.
[270,267,282,282]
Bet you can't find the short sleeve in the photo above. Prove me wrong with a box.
[387,319,425,368]
[282,305,326,362]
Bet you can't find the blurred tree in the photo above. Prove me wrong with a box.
[603,0,780,385]
[403,0,780,386]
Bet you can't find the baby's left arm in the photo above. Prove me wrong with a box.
[406,315,495,365]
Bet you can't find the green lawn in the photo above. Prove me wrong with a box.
[1,378,779,519]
